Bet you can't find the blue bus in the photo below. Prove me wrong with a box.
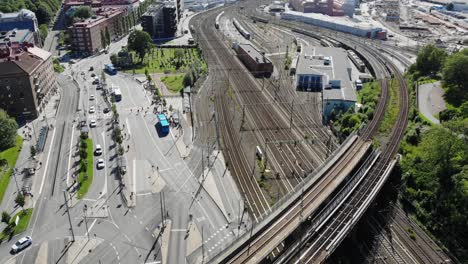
[157,114,169,135]
[105,64,117,75]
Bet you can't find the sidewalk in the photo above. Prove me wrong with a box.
[0,91,60,229]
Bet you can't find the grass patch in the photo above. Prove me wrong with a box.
[379,78,400,135]
[10,208,33,235]
[123,48,207,74]
[0,136,23,204]
[161,74,184,93]
[358,81,381,105]
[0,208,33,240]
[77,138,93,199]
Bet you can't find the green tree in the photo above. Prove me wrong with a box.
[30,145,36,158]
[100,30,106,50]
[442,49,468,106]
[414,45,446,77]
[1,211,11,224]
[15,193,25,209]
[35,3,53,24]
[74,6,92,19]
[127,30,152,62]
[0,109,18,151]
[183,72,192,88]
[105,27,111,47]
[446,2,454,10]
[39,24,48,43]
[110,53,118,66]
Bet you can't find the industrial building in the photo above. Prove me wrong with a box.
[0,9,38,33]
[282,5,387,39]
[0,43,58,119]
[142,3,177,39]
[295,46,356,121]
[288,0,355,17]
[234,43,274,77]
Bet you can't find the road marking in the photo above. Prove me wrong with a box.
[39,127,57,195]
[126,118,131,136]
[66,124,75,186]
[171,229,187,232]
[136,192,153,196]
[86,219,98,236]
[101,131,108,197]
[133,159,136,197]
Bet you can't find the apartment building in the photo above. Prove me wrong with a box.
[141,3,177,39]
[0,43,58,119]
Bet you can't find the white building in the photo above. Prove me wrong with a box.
[295,46,356,121]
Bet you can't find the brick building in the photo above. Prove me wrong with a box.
[0,43,58,119]
[68,8,124,54]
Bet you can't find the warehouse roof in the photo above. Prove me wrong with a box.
[296,46,356,102]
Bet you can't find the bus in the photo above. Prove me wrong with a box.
[157,114,170,135]
[105,64,117,75]
[113,88,122,102]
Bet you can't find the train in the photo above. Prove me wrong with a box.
[347,50,366,72]
[292,28,321,39]
[233,18,251,40]
[291,28,342,47]
[251,15,269,24]
[215,11,224,29]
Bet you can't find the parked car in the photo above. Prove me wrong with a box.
[89,119,97,127]
[11,236,32,253]
[97,159,105,169]
[91,73,96,77]
[94,144,102,155]
[103,108,110,113]
[89,66,94,71]
[89,95,95,100]
[89,106,95,113]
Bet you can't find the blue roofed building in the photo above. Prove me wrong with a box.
[0,9,38,33]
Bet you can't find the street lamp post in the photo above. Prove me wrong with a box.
[83,204,89,240]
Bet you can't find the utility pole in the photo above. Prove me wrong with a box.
[63,190,75,242]
[12,168,20,194]
[83,204,89,240]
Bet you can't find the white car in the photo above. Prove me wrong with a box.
[94,144,102,155]
[11,236,32,253]
[97,159,105,169]
[89,95,95,100]
[89,107,95,113]
[89,119,97,127]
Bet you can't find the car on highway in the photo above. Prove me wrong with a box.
[97,159,105,169]
[11,236,32,254]
[89,106,95,113]
[95,144,102,155]
[89,95,95,100]
[103,108,110,113]
[89,119,97,127]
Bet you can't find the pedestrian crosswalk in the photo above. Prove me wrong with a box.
[87,113,112,120]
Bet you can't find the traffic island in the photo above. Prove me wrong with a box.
[77,137,94,199]
[0,208,33,241]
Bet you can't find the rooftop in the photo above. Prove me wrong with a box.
[239,43,271,64]
[71,8,123,28]
[0,29,33,44]
[0,44,50,75]
[0,9,36,21]
[297,46,356,102]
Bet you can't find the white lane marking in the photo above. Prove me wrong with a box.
[133,159,136,196]
[171,229,187,232]
[126,118,131,136]
[101,131,108,197]
[66,124,75,186]
[39,127,56,195]
[86,219,98,236]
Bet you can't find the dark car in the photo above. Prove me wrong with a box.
[103,108,110,113]
[89,66,94,71]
